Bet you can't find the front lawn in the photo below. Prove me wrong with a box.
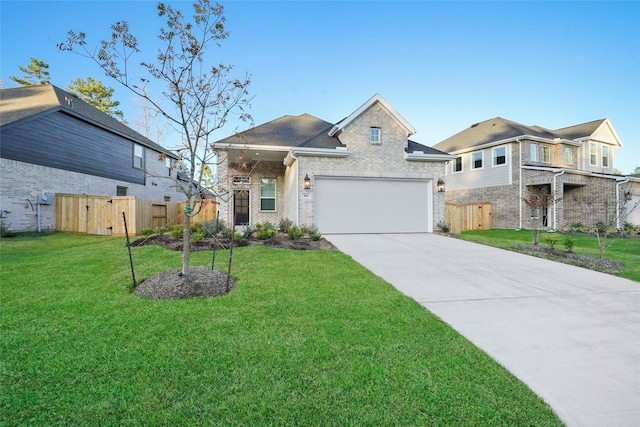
[457,229,640,282]
[1,233,562,425]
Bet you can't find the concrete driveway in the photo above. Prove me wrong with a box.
[327,233,640,427]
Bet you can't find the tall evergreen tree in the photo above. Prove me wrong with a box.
[67,77,125,121]
[9,57,51,86]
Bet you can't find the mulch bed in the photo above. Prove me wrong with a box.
[130,234,334,300]
[513,244,625,276]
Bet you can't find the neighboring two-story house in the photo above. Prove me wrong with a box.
[433,117,640,230]
[0,84,186,232]
[212,94,454,234]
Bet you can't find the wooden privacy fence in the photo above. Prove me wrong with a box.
[56,194,217,236]
[445,202,492,234]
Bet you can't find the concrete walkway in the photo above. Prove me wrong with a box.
[327,233,640,427]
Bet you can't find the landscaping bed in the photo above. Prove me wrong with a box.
[130,233,335,251]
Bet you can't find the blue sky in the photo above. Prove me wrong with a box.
[2,1,639,173]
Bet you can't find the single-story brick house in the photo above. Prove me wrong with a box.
[432,117,640,230]
[212,94,454,233]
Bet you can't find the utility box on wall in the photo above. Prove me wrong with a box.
[36,193,54,205]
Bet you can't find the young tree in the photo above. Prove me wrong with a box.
[9,57,51,86]
[67,77,125,121]
[58,0,252,279]
[523,185,559,245]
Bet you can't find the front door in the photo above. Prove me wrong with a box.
[234,190,250,226]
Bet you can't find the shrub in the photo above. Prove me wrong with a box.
[154,226,168,235]
[139,228,155,236]
[242,225,255,239]
[190,222,202,234]
[233,232,243,243]
[563,236,575,253]
[201,220,225,237]
[299,224,309,234]
[288,226,304,240]
[0,221,10,238]
[192,231,204,243]
[436,221,451,233]
[171,224,183,239]
[255,222,277,240]
[307,225,322,241]
[543,236,558,251]
[569,222,587,233]
[278,217,293,233]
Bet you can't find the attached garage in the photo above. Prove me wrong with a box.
[314,177,432,234]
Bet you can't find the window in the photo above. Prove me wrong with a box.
[471,151,483,169]
[590,142,597,166]
[602,145,609,168]
[370,127,380,144]
[260,178,276,211]
[165,157,172,176]
[116,186,128,196]
[564,147,573,165]
[542,146,550,163]
[452,156,462,173]
[133,144,143,169]
[530,144,538,162]
[164,196,171,202]
[493,146,506,166]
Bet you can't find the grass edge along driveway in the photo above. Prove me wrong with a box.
[1,233,562,426]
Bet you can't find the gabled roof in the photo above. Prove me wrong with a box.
[433,116,613,153]
[406,140,451,156]
[329,93,416,137]
[0,84,176,157]
[214,113,344,149]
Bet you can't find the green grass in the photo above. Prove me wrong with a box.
[1,233,562,426]
[457,229,640,282]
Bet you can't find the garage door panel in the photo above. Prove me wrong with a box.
[315,177,431,234]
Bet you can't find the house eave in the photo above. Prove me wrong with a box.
[447,135,581,155]
[522,165,629,181]
[284,147,350,166]
[404,152,456,162]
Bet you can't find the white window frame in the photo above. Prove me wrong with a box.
[165,157,172,177]
[530,144,538,162]
[133,144,143,169]
[542,145,551,163]
[260,178,276,212]
[370,127,381,144]
[563,147,572,165]
[589,142,597,166]
[471,151,483,170]
[452,156,463,174]
[492,146,506,167]
[602,145,609,168]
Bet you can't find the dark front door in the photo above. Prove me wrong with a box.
[234,190,249,226]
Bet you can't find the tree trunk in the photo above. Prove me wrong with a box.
[182,212,191,278]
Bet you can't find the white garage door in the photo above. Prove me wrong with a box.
[314,177,432,234]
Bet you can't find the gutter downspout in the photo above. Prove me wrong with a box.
[616,178,630,230]
[552,169,565,230]
[287,150,300,226]
[517,138,523,229]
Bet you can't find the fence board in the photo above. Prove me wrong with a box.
[446,202,492,234]
[55,194,217,236]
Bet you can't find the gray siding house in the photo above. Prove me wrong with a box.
[0,84,185,232]
[212,94,454,234]
[433,117,640,230]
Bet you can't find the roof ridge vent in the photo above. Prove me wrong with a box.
[64,96,74,108]
[471,122,479,128]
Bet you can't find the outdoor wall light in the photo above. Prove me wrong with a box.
[303,174,312,190]
[625,191,632,201]
[437,178,445,193]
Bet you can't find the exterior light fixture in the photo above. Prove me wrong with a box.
[437,178,445,193]
[303,174,311,190]
[625,191,632,201]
